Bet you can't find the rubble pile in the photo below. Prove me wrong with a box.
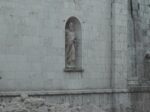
[0,95,106,112]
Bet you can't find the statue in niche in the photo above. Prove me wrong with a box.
[65,22,77,68]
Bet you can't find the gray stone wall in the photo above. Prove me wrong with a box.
[112,0,128,89]
[0,0,112,91]
[128,0,150,85]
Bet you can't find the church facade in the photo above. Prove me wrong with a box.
[0,0,150,111]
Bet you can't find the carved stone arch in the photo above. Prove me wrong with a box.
[65,17,82,72]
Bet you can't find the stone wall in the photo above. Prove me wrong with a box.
[128,0,150,84]
[0,0,112,91]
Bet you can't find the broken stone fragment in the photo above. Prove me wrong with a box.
[24,98,45,109]
[20,93,28,101]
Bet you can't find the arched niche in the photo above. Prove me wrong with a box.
[65,17,82,72]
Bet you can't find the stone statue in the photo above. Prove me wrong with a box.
[65,22,76,68]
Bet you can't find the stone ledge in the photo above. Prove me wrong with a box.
[0,88,150,97]
[0,89,128,97]
[129,86,150,93]
[64,67,84,72]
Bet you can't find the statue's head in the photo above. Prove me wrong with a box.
[69,22,74,31]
